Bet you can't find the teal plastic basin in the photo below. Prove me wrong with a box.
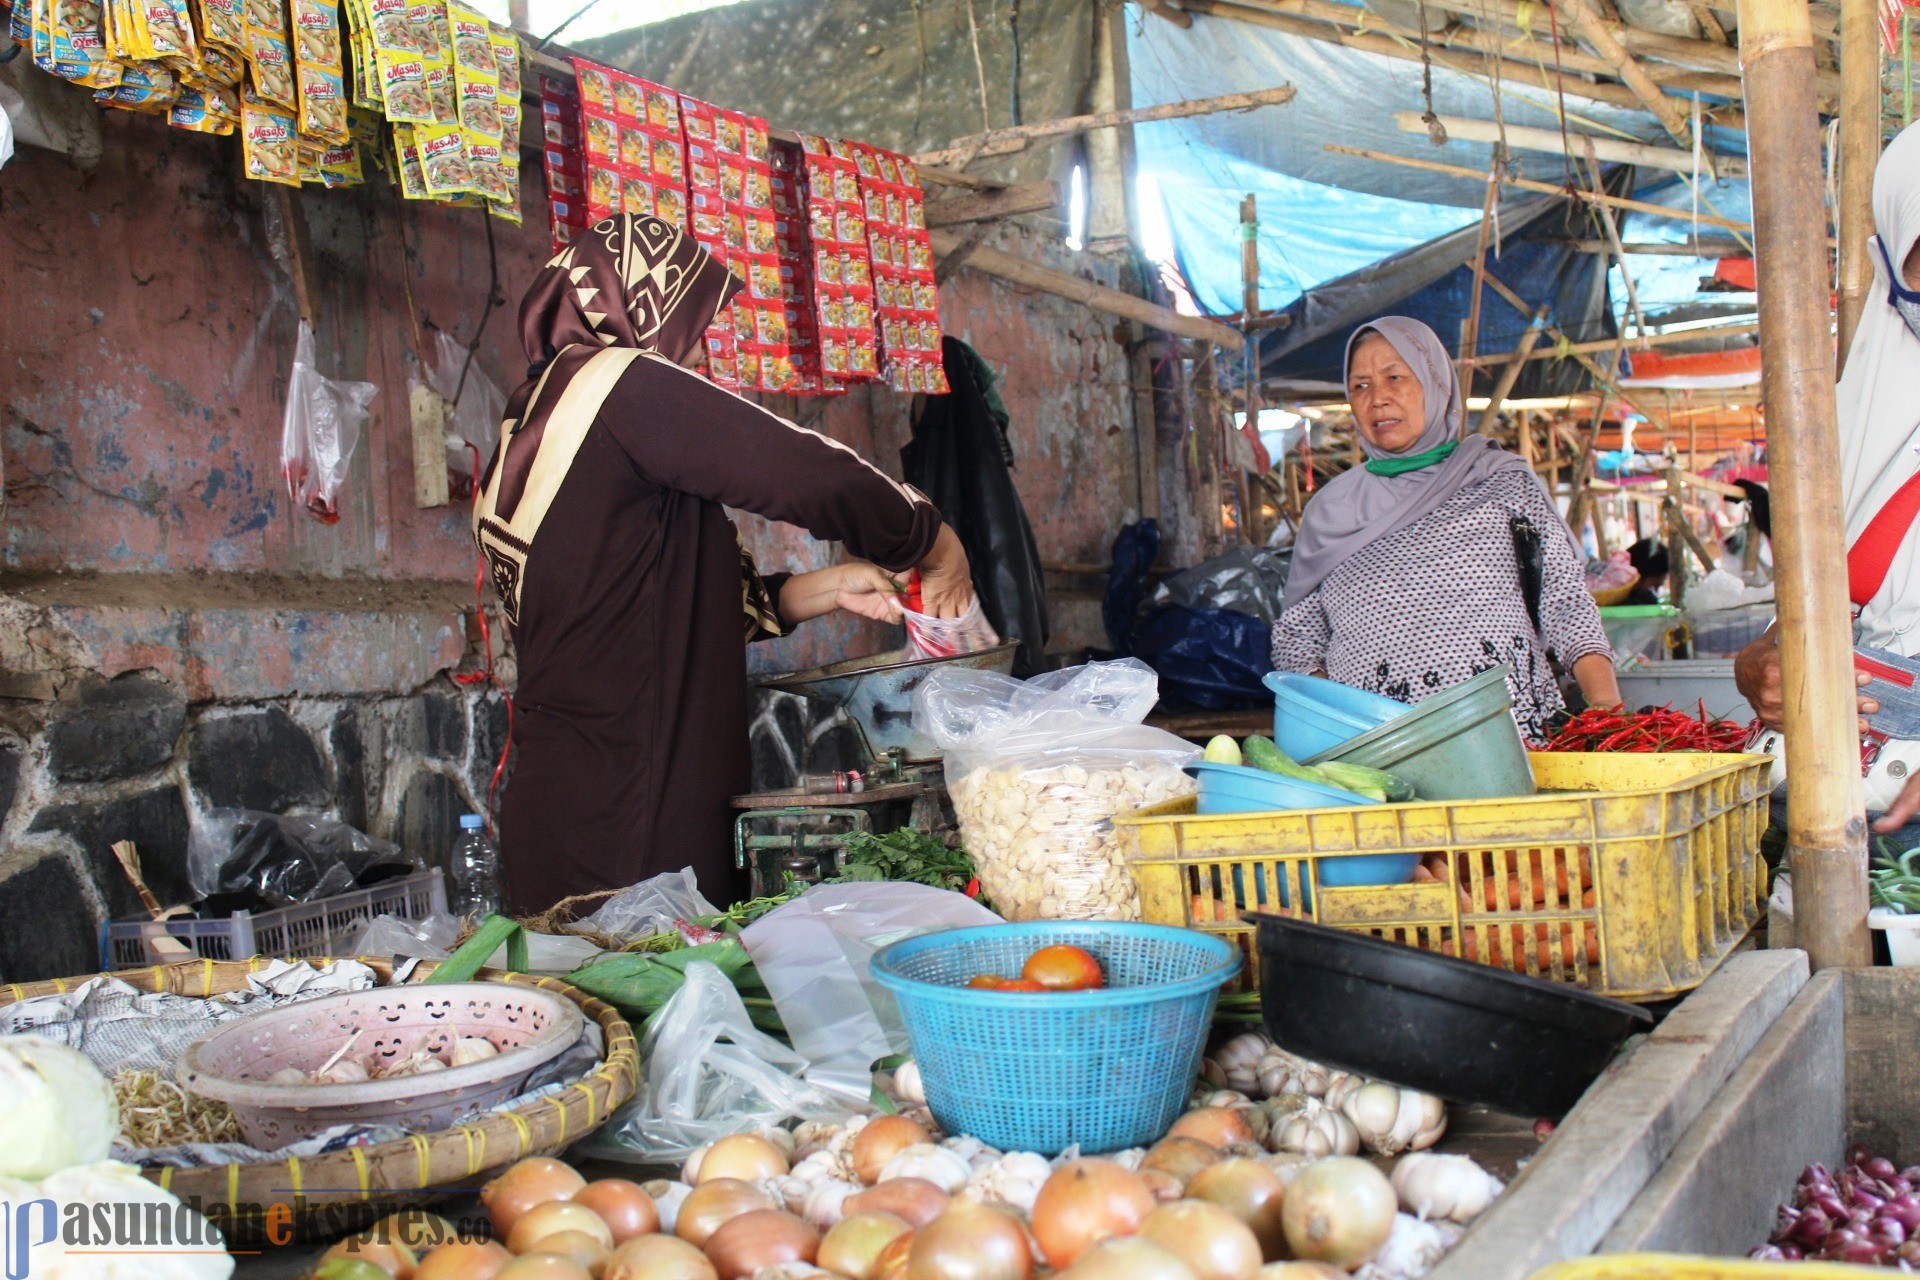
[1306,665,1535,801]
[1265,672,1409,761]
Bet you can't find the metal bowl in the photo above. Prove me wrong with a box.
[760,641,1019,762]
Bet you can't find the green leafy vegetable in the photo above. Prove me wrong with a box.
[833,829,979,897]
[1870,839,1920,914]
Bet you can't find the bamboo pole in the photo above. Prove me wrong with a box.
[1553,0,1703,150]
[1835,0,1882,372]
[1739,0,1871,970]
[1567,238,1752,254]
[1395,112,1751,178]
[1460,174,1500,392]
[1324,145,1753,230]
[1583,142,1648,334]
[1476,309,1552,436]
[914,84,1299,168]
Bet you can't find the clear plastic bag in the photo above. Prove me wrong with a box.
[280,320,376,525]
[739,882,1001,1104]
[421,325,504,497]
[914,659,1198,921]
[903,594,1001,660]
[589,960,848,1162]
[569,867,717,940]
[186,809,418,905]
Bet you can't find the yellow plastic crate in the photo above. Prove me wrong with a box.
[1117,752,1769,1002]
[1528,1255,1881,1279]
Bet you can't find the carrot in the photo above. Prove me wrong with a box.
[1190,894,1236,923]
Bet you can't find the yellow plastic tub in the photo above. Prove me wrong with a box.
[1528,1256,1882,1279]
[1118,752,1769,1002]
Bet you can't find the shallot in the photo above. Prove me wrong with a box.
[1756,1146,1920,1265]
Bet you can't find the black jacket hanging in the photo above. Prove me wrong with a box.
[904,337,1052,676]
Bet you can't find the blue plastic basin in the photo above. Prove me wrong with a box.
[1266,672,1409,761]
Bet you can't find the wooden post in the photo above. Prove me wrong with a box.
[1086,0,1139,249]
[1460,174,1499,392]
[1835,0,1882,372]
[1475,308,1551,436]
[1740,0,1871,970]
[1130,324,1162,523]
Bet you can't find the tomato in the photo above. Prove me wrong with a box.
[1022,945,1105,991]
[999,979,1047,992]
[967,974,1012,989]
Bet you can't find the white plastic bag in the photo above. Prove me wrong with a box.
[280,321,376,524]
[570,867,717,940]
[915,659,1198,921]
[594,961,847,1161]
[421,326,504,495]
[903,594,1000,660]
[0,101,13,173]
[740,882,1000,1104]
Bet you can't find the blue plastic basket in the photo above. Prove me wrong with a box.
[1265,672,1408,761]
[871,923,1240,1154]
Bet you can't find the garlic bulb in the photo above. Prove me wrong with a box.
[314,1059,369,1084]
[641,1179,691,1233]
[878,1143,972,1192]
[1200,1057,1228,1088]
[1272,1098,1361,1157]
[1192,1088,1253,1111]
[451,1037,498,1067]
[1214,1031,1273,1095]
[1391,1153,1504,1223]
[1342,1082,1449,1157]
[963,1151,1052,1214]
[266,1067,308,1086]
[1353,1211,1464,1279]
[891,1061,926,1106]
[941,1134,995,1167]
[1256,1048,1338,1099]
[1322,1071,1367,1110]
[1232,1105,1271,1146]
[682,1143,710,1184]
[790,1150,839,1186]
[793,1121,841,1159]
[411,1057,447,1073]
[757,1174,811,1214]
[757,1126,798,1160]
[802,1178,864,1230]
[749,1265,834,1280]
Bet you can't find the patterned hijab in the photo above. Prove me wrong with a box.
[1282,316,1543,611]
[475,216,767,634]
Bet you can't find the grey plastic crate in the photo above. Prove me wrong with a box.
[103,870,447,969]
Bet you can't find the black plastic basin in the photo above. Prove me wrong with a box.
[1252,913,1654,1118]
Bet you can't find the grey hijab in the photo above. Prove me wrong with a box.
[1281,316,1546,612]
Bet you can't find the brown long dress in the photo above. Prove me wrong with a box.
[475,217,940,913]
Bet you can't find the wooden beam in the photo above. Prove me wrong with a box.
[1143,0,1195,27]
[1460,171,1499,391]
[1689,0,1732,43]
[933,221,997,284]
[1325,144,1752,231]
[1583,141,1647,335]
[917,164,1003,190]
[1478,269,1668,425]
[1567,239,1751,255]
[1739,0,1870,970]
[1395,112,1749,178]
[1835,0,1882,373]
[928,230,1246,349]
[1476,308,1551,436]
[923,180,1059,228]
[1552,0,1700,150]
[914,84,1298,168]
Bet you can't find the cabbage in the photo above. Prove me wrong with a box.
[0,1037,118,1178]
[23,1161,234,1279]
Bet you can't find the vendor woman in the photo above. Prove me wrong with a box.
[475,215,974,913]
[1271,316,1619,743]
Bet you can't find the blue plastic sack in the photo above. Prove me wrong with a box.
[1132,605,1274,709]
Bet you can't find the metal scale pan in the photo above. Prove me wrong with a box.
[759,641,1020,765]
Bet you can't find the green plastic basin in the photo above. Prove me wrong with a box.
[1304,665,1536,800]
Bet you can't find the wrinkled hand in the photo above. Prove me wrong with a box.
[1734,629,1873,734]
[834,562,906,623]
[1876,772,1920,834]
[916,524,975,619]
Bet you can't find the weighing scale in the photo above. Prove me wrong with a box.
[735,642,1018,896]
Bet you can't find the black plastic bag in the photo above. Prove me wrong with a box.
[187,809,421,906]
[1132,605,1275,709]
[1104,519,1162,656]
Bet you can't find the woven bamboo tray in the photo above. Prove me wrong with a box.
[0,956,638,1244]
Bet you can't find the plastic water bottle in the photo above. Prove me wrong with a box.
[451,814,502,919]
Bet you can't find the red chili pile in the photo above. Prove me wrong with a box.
[1752,1146,1920,1265]
[1542,702,1756,753]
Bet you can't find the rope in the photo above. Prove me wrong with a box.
[1418,0,1447,144]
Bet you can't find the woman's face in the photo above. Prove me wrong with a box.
[1347,333,1427,455]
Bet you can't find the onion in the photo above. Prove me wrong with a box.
[1054,1237,1197,1280]
[676,1180,777,1248]
[1186,1159,1289,1262]
[526,1229,611,1277]
[874,1232,915,1280]
[1252,1265,1346,1279]
[414,1241,514,1280]
[1140,1199,1263,1280]
[367,1211,460,1255]
[1280,1157,1396,1270]
[1030,1158,1156,1270]
[1168,1108,1256,1150]
[854,1116,933,1185]
[575,1180,662,1244]
[496,1256,595,1280]
[509,1202,616,1256]
[905,1202,1032,1280]
[484,1158,589,1238]
[699,1134,791,1184]
[1139,1170,1186,1203]
[818,1211,914,1280]
[701,1209,820,1280]
[605,1234,719,1280]
[320,1237,418,1277]
[1140,1138,1223,1189]
[846,1178,951,1228]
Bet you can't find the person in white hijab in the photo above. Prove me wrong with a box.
[1735,120,1920,831]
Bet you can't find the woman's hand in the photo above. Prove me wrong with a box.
[834,562,907,622]
[915,524,975,618]
[1571,652,1623,712]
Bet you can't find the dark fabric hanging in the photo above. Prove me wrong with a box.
[904,337,1053,676]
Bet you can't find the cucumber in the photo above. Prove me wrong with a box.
[1317,760,1415,803]
[1242,735,1329,785]
[1204,735,1244,766]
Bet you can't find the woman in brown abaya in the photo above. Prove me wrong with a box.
[475,215,973,913]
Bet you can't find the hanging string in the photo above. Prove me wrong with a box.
[1542,0,1579,189]
[1418,0,1448,144]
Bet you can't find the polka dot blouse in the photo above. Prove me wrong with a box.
[1272,470,1612,744]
